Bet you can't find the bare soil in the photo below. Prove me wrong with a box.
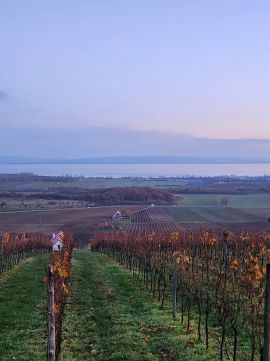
[0,205,141,235]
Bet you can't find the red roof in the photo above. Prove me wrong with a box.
[50,231,64,246]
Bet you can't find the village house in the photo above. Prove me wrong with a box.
[50,231,64,251]
[112,210,122,219]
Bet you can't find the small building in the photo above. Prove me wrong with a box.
[50,231,64,251]
[112,210,122,219]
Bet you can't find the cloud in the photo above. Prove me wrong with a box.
[0,90,16,105]
[0,124,270,160]
[0,90,10,102]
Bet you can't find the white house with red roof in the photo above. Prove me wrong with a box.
[112,210,122,219]
[50,231,64,251]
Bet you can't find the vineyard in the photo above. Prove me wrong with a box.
[129,207,225,233]
[92,226,270,361]
[0,232,51,274]
[128,206,270,234]
[0,231,73,361]
[2,205,270,360]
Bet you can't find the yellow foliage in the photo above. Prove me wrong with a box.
[54,303,60,316]
[2,232,10,243]
[230,259,239,271]
[175,254,190,265]
[171,232,179,241]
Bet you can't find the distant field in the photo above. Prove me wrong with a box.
[2,175,270,213]
[176,193,270,207]
[2,203,270,236]
[0,177,189,192]
[0,198,90,212]
[0,205,141,235]
[168,206,270,223]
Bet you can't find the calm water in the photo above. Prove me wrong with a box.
[0,163,270,177]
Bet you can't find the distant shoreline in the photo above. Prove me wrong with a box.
[0,163,270,178]
[1,156,270,165]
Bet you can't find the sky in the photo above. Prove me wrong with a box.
[1,1,270,158]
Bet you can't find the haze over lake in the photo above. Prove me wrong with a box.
[1,163,270,178]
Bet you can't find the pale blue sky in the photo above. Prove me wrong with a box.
[1,1,270,157]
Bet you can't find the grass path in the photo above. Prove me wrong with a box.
[0,254,49,361]
[60,251,218,361]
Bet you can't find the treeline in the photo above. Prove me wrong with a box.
[0,173,76,183]
[28,186,175,205]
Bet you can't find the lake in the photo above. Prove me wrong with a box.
[0,163,270,177]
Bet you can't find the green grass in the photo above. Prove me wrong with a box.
[176,193,270,208]
[0,177,188,192]
[167,206,268,223]
[60,251,218,361]
[0,254,49,361]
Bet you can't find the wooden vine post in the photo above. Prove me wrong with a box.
[48,265,56,361]
[172,254,177,320]
[1,234,3,265]
[263,263,270,361]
